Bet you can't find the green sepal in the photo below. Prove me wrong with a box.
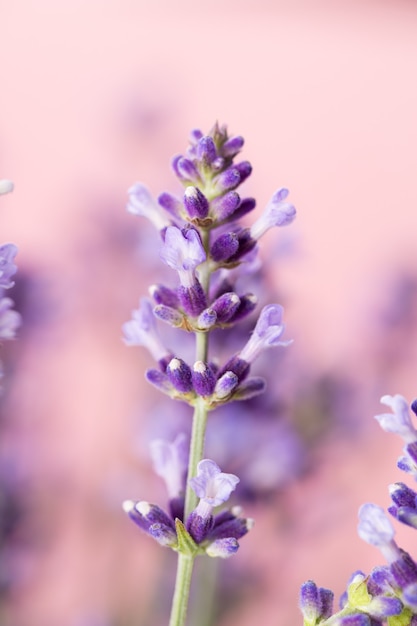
[388,606,414,626]
[174,519,199,557]
[347,578,372,608]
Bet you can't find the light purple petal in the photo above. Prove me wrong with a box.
[127,183,168,230]
[375,394,417,443]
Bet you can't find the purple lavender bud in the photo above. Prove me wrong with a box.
[153,304,184,328]
[233,377,266,401]
[211,232,239,262]
[197,136,217,166]
[0,180,14,195]
[213,371,239,399]
[149,283,179,309]
[210,191,241,222]
[231,197,257,221]
[299,581,334,624]
[197,308,217,330]
[189,459,239,517]
[214,167,241,193]
[358,504,400,564]
[157,192,183,220]
[0,297,21,339]
[172,156,201,184]
[206,537,239,558]
[123,500,176,546]
[192,361,216,396]
[127,183,168,231]
[209,512,253,540]
[122,298,170,361]
[166,358,194,393]
[178,281,207,317]
[183,186,209,219]
[412,399,417,416]
[150,433,188,500]
[239,304,292,364]
[389,482,417,510]
[368,566,393,595]
[221,135,244,158]
[186,511,214,544]
[189,129,203,144]
[219,355,250,382]
[227,293,257,323]
[0,243,18,289]
[375,395,417,444]
[390,552,417,589]
[234,160,252,184]
[145,368,174,394]
[160,225,206,287]
[211,292,241,323]
[335,616,372,626]
[250,188,296,240]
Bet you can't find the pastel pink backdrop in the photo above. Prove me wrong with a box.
[1,1,417,625]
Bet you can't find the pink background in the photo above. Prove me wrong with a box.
[1,1,417,625]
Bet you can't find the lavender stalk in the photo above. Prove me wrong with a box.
[122,123,296,626]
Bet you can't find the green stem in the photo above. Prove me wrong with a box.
[168,554,195,626]
[168,227,212,626]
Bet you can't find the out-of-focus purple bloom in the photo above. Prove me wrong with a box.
[122,297,170,363]
[0,243,18,290]
[357,504,399,563]
[150,433,188,501]
[250,188,296,240]
[160,226,206,288]
[239,304,292,364]
[127,183,170,231]
[0,180,14,195]
[0,297,21,339]
[375,394,417,444]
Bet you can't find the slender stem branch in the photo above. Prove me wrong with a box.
[168,554,195,626]
[184,395,209,519]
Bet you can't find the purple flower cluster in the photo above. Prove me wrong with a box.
[124,444,252,558]
[300,395,417,625]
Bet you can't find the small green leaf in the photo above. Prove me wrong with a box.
[175,519,198,557]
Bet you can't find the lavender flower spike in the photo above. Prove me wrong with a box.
[357,503,400,564]
[160,226,206,288]
[189,459,239,520]
[250,188,296,240]
[0,180,14,195]
[127,182,169,231]
[375,394,417,444]
[239,304,292,364]
[122,297,169,363]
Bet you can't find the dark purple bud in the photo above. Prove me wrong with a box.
[166,358,193,393]
[389,482,417,509]
[210,514,252,540]
[192,361,216,396]
[187,511,214,544]
[231,197,256,220]
[222,135,244,158]
[367,566,393,594]
[211,292,241,323]
[154,304,184,327]
[228,293,257,323]
[197,308,217,330]
[183,186,209,219]
[234,161,252,184]
[178,281,207,316]
[214,167,241,193]
[149,284,180,309]
[233,228,257,259]
[211,232,239,262]
[171,155,201,184]
[169,496,185,521]
[158,192,183,219]
[412,399,417,416]
[219,355,250,382]
[390,551,417,589]
[123,501,177,547]
[405,442,417,465]
[211,191,241,222]
[148,523,178,547]
[214,371,239,399]
[145,369,174,394]
[233,377,266,401]
[189,129,203,144]
[299,581,334,624]
[197,136,217,165]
